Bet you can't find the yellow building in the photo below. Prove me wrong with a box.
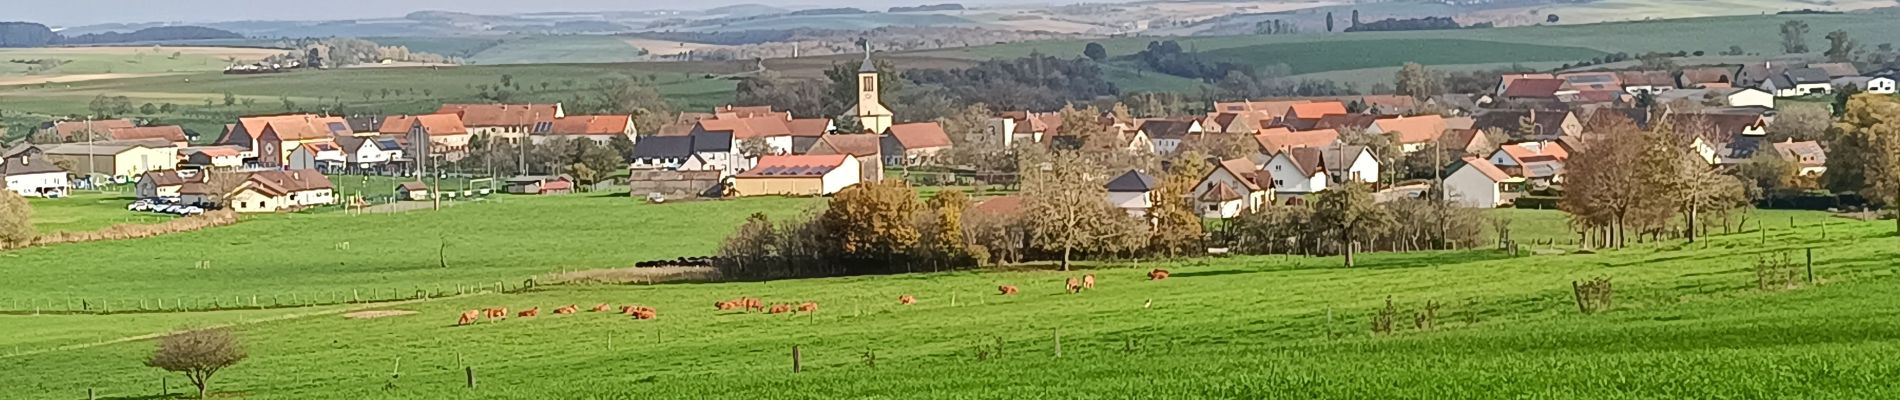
[37,139,178,181]
[852,50,893,134]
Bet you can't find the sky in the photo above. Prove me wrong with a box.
[11,0,1067,26]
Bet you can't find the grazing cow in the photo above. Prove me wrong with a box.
[998,285,1019,295]
[768,304,791,314]
[554,305,578,315]
[744,298,764,312]
[1083,274,1096,290]
[798,302,818,313]
[633,309,657,320]
[1149,269,1170,280]
[486,308,508,320]
[591,303,610,312]
[716,301,737,311]
[899,295,917,305]
[1066,277,1082,294]
[518,307,540,318]
[457,310,481,326]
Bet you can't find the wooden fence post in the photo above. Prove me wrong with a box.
[1572,281,1586,314]
[1053,329,1062,358]
[792,345,802,373]
[465,366,476,389]
[1806,248,1814,284]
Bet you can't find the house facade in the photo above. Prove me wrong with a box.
[38,140,177,181]
[435,103,562,142]
[1263,147,1328,200]
[221,170,335,213]
[135,170,200,199]
[1445,156,1510,208]
[880,122,953,166]
[2,151,69,198]
[1194,159,1271,219]
[534,115,637,145]
[1104,170,1158,217]
[286,142,347,172]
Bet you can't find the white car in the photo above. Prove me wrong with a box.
[646,193,666,203]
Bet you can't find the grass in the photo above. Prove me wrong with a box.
[0,47,281,77]
[24,191,172,234]
[465,36,648,65]
[327,175,477,202]
[2,209,1898,398]
[1198,39,1601,75]
[1491,208,1846,244]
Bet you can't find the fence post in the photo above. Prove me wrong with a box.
[1053,328,1062,358]
[1806,248,1814,284]
[88,388,94,400]
[465,366,476,389]
[792,345,802,373]
[162,376,168,395]
[1572,281,1586,314]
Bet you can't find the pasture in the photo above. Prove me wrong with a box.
[23,191,172,234]
[2,206,1897,398]
[0,46,282,85]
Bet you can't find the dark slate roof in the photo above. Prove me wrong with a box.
[2,153,65,176]
[690,131,734,153]
[375,138,403,151]
[334,136,367,152]
[1772,68,1832,87]
[632,136,695,159]
[1139,120,1197,140]
[859,52,878,73]
[1317,144,1370,169]
[1104,170,1159,192]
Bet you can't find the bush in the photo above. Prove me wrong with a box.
[1513,196,1561,210]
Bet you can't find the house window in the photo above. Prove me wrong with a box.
[1273,165,1281,171]
[1274,180,1285,186]
[1206,204,1218,212]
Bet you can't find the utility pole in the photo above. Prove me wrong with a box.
[1434,138,1446,250]
[85,117,96,187]
[432,155,441,211]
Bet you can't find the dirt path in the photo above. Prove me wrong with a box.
[0,293,481,359]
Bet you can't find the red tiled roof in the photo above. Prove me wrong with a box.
[244,169,333,197]
[697,115,792,139]
[546,115,632,136]
[787,118,832,137]
[1287,102,1348,119]
[106,126,188,144]
[1500,141,1569,163]
[1214,158,1262,191]
[1374,115,1449,144]
[1457,156,1510,182]
[1254,128,1339,152]
[51,119,136,139]
[1503,78,1570,98]
[969,195,1026,217]
[886,122,952,150]
[810,134,882,157]
[436,104,560,127]
[238,114,350,141]
[381,114,468,137]
[736,154,851,178]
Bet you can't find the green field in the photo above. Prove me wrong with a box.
[24,191,172,233]
[0,47,280,77]
[328,175,479,201]
[465,35,648,65]
[1488,208,1845,245]
[1199,39,1600,75]
[2,199,1897,398]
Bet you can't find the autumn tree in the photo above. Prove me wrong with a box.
[822,180,924,271]
[1561,116,1648,248]
[0,191,32,248]
[715,213,777,277]
[1311,182,1388,267]
[147,328,247,399]
[1830,94,1900,233]
[921,190,973,269]
[1394,62,1440,100]
[1766,103,1832,142]
[1024,150,1121,270]
[1149,165,1206,257]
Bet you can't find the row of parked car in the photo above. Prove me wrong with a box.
[127,198,210,216]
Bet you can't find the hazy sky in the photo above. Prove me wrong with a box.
[14,0,1068,26]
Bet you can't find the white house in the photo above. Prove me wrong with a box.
[203,169,335,213]
[1835,76,1897,95]
[1318,144,1379,184]
[1194,158,1271,219]
[1104,170,1158,217]
[2,151,69,198]
[182,146,246,169]
[1760,68,1834,98]
[337,136,404,173]
[1444,156,1510,208]
[286,142,347,172]
[1263,147,1328,200]
[1140,119,1204,154]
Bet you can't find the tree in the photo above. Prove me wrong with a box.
[1311,182,1386,267]
[222,92,236,107]
[1824,30,1857,63]
[822,180,923,270]
[1025,150,1120,270]
[1831,94,1900,233]
[923,190,973,268]
[1546,14,1560,24]
[1394,62,1438,100]
[738,137,773,159]
[159,103,178,113]
[1149,167,1205,257]
[147,328,247,399]
[1351,10,1361,27]
[1766,103,1831,142]
[0,191,31,248]
[1083,42,1108,62]
[716,213,776,277]
[1737,150,1798,199]
[1780,20,1810,54]
[566,163,598,189]
[1326,12,1335,32]
[607,134,636,162]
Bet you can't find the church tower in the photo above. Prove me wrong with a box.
[854,45,894,134]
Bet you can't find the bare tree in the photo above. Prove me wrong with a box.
[1024,150,1120,270]
[147,328,248,399]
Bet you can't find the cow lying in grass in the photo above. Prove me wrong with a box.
[798,302,818,314]
[898,295,917,305]
[518,307,540,317]
[998,285,1019,295]
[768,304,792,314]
[554,305,578,315]
[485,308,508,320]
[1066,277,1082,294]
[1149,269,1170,280]
[591,303,610,312]
[1083,274,1096,290]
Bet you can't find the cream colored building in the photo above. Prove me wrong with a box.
[732,154,860,197]
[37,140,178,181]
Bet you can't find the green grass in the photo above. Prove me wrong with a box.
[1493,208,1846,244]
[25,191,172,234]
[327,175,477,202]
[465,36,647,65]
[1198,39,1601,75]
[3,211,1898,398]
[0,194,820,303]
[0,48,267,76]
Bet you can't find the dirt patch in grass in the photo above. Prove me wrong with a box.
[342,310,417,320]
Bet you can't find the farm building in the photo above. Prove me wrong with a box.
[504,175,574,195]
[186,169,335,213]
[35,139,178,182]
[1445,156,1510,208]
[396,182,431,201]
[435,103,562,142]
[381,114,471,166]
[182,146,246,169]
[103,126,191,147]
[1104,170,1158,217]
[731,154,861,197]
[2,149,69,198]
[807,133,884,183]
[136,170,202,199]
[39,119,136,142]
[219,114,351,167]
[532,115,637,145]
[879,122,953,166]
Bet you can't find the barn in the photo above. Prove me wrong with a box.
[731,154,860,197]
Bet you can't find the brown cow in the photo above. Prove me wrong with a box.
[998,285,1019,295]
[554,305,578,315]
[1149,269,1170,280]
[1083,274,1096,290]
[899,295,917,305]
[716,301,737,311]
[744,298,764,312]
[486,308,508,320]
[633,309,657,320]
[798,302,818,313]
[1066,277,1082,294]
[620,305,636,315]
[457,310,481,326]
[518,307,540,317]
[768,304,791,314]
[591,303,610,312]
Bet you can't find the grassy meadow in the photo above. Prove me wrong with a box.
[1,202,1897,398]
[23,191,174,234]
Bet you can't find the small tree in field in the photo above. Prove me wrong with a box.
[147,328,247,399]
[0,191,33,248]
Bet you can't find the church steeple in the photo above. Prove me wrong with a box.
[854,41,893,134]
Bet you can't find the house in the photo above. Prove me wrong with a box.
[396,182,431,201]
[135,170,201,199]
[988,111,1061,147]
[1771,140,1827,176]
[1425,94,1490,116]
[1616,71,1676,95]
[880,122,953,165]
[333,136,405,174]
[1760,68,1833,97]
[381,114,471,165]
[533,115,636,145]
[1194,158,1271,218]
[181,146,246,169]
[1263,147,1328,200]
[685,131,740,175]
[731,154,861,197]
[1501,78,1577,101]
[1368,115,1448,153]
[218,114,351,167]
[2,150,68,198]
[1104,170,1159,217]
[435,103,562,142]
[1810,62,1861,79]
[287,141,347,172]
[37,139,178,181]
[1444,129,1493,155]
[104,126,190,147]
[1312,114,1385,132]
[1250,128,1339,166]
[504,175,574,195]
[1556,72,1623,93]
[1835,76,1897,95]
[1203,111,1274,134]
[1214,99,1308,117]
[1444,156,1510,208]
[630,136,696,170]
[807,133,885,182]
[691,114,794,155]
[1486,141,1569,181]
[1138,119,1204,154]
[1677,67,1735,89]
[1471,109,1581,140]
[1318,144,1379,184]
[1496,73,1557,96]
[40,119,136,142]
[1358,95,1418,115]
[1654,88,1776,109]
[218,169,335,213]
[1283,102,1349,130]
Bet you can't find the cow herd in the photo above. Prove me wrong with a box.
[453,269,1178,327]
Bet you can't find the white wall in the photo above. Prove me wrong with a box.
[1870,78,1898,94]
[1728,90,1776,109]
[1107,191,1152,216]
[1444,167,1500,208]
[5,172,68,197]
[820,156,861,195]
[1338,151,1379,184]
[1264,154,1325,194]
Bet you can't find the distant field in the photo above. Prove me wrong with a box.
[1467,0,1899,26]
[0,46,282,84]
[678,13,984,32]
[465,35,648,65]
[1198,39,1600,75]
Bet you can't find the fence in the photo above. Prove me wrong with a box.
[0,280,540,316]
